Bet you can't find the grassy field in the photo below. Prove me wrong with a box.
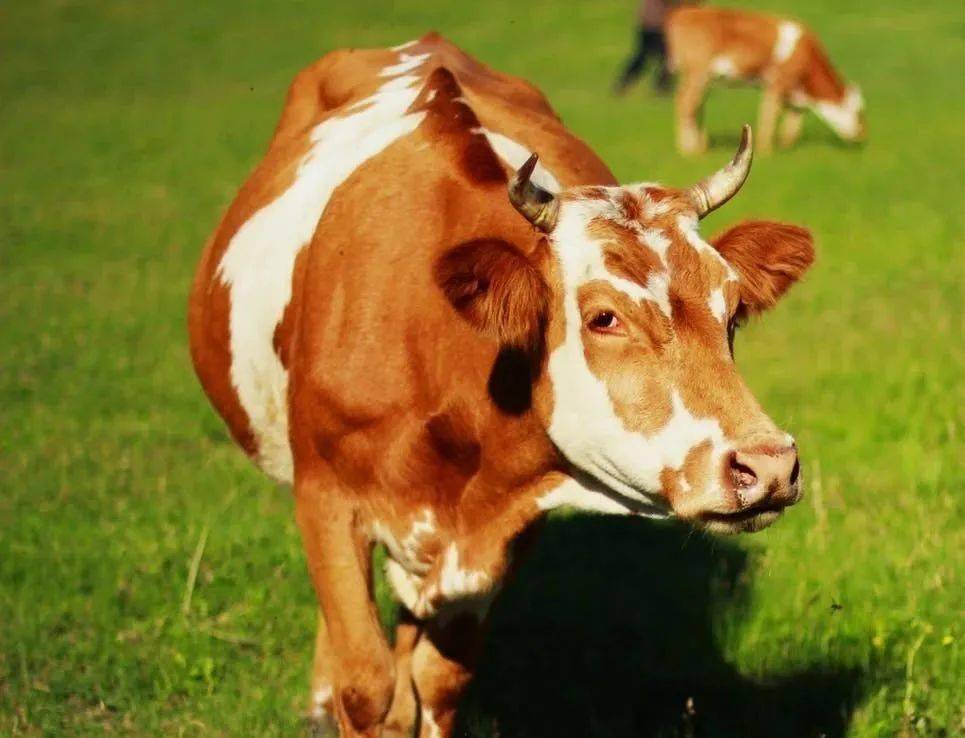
[2,0,962,735]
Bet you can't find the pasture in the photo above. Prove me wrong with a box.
[1,0,962,735]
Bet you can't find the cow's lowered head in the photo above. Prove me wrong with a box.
[436,126,814,534]
[800,84,866,143]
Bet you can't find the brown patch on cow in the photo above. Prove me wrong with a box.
[682,439,714,496]
[643,186,674,203]
[659,467,682,505]
[596,225,664,289]
[580,314,676,435]
[187,247,258,457]
[416,67,505,185]
[661,439,716,516]
[798,36,847,102]
[616,190,643,222]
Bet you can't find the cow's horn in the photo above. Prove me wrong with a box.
[508,153,559,233]
[686,124,754,218]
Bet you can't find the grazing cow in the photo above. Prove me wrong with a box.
[189,32,814,738]
[666,6,866,154]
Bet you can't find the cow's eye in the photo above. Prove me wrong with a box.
[588,311,622,333]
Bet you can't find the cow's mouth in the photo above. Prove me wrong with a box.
[699,503,786,534]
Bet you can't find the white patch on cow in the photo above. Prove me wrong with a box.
[373,509,436,577]
[309,685,334,719]
[645,271,672,317]
[385,558,423,612]
[401,508,436,573]
[379,52,431,78]
[773,22,803,64]
[422,707,443,738]
[789,89,811,108]
[641,227,671,263]
[546,201,736,507]
[708,287,727,322]
[396,543,494,619]
[217,53,430,482]
[538,477,638,515]
[813,85,864,140]
[477,129,561,191]
[710,56,739,79]
[437,543,489,599]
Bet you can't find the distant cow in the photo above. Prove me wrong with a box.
[189,32,813,738]
[667,7,865,154]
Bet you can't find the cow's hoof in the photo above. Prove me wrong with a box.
[304,713,339,738]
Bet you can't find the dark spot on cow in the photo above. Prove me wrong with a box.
[488,346,539,415]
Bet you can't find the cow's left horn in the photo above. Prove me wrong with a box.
[508,154,559,233]
[686,124,754,218]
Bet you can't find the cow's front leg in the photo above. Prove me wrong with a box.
[758,86,784,154]
[296,477,395,738]
[306,609,338,736]
[412,613,486,738]
[778,107,805,148]
[383,613,421,738]
[675,70,709,155]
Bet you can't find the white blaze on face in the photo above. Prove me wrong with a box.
[217,51,430,482]
[544,200,735,513]
[773,21,803,64]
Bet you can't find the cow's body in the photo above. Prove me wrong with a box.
[190,33,813,737]
[666,7,865,154]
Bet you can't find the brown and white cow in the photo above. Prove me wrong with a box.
[666,6,866,154]
[189,32,814,737]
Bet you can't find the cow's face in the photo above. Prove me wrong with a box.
[436,129,814,533]
[534,185,812,532]
[814,85,865,142]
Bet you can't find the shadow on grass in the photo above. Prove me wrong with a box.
[459,516,862,738]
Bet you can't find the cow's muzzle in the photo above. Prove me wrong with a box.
[701,442,802,533]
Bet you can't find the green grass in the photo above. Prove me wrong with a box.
[1,0,962,735]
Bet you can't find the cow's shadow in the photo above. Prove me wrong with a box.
[458,516,862,738]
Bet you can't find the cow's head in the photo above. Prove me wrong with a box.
[807,84,866,143]
[436,127,814,533]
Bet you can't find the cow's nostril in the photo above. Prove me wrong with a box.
[728,452,757,489]
[789,457,800,486]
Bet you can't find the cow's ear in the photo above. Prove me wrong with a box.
[434,239,548,348]
[710,220,815,314]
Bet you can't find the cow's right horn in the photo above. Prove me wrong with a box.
[686,124,754,218]
[508,154,559,233]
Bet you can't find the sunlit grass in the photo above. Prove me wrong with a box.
[1,0,961,735]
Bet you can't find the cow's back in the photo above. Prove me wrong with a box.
[668,7,816,78]
[188,33,612,484]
